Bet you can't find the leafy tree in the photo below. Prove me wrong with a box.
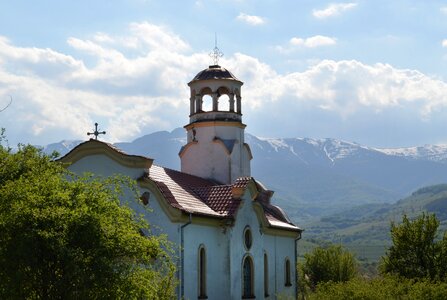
[381,213,447,280]
[299,244,358,293]
[0,144,176,299]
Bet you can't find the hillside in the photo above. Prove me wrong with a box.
[303,184,447,261]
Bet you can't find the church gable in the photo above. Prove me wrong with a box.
[58,139,153,170]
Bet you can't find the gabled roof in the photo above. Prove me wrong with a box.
[143,166,301,232]
[146,165,222,217]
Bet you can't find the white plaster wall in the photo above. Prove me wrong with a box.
[182,223,230,300]
[228,190,297,299]
[274,236,296,298]
[263,235,296,298]
[181,142,229,183]
[229,199,263,299]
[182,125,250,184]
[229,141,250,181]
[191,124,245,141]
[68,154,145,180]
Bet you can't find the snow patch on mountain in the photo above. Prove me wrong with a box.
[257,137,292,153]
[258,136,377,163]
[376,144,447,163]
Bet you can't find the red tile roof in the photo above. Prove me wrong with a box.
[192,185,240,216]
[146,165,301,231]
[148,165,220,217]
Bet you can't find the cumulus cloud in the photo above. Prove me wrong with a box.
[313,2,357,19]
[236,13,265,26]
[290,35,337,48]
[441,6,447,15]
[442,39,447,48]
[275,35,336,54]
[0,23,200,145]
[2,22,447,147]
[223,55,447,127]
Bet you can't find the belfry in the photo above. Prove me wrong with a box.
[180,63,252,184]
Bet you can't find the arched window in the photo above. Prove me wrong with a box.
[285,258,292,287]
[198,246,207,298]
[264,253,269,297]
[242,255,254,299]
[218,94,231,111]
[217,87,230,111]
[243,226,252,251]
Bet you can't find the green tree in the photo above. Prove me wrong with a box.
[300,245,358,293]
[381,213,447,280]
[0,144,176,299]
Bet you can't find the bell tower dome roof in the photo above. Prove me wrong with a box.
[189,65,242,84]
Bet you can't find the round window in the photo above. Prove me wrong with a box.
[244,227,252,250]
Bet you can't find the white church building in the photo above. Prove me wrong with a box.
[60,62,302,299]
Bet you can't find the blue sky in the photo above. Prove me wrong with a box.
[1,0,447,148]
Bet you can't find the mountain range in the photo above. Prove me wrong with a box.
[43,128,447,223]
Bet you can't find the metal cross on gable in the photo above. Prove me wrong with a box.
[209,33,224,65]
[87,122,106,140]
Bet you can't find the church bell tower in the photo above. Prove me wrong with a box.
[179,51,252,184]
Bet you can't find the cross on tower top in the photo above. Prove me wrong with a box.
[87,122,106,140]
[209,34,223,65]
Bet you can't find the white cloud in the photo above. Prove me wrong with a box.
[128,22,190,51]
[441,6,447,15]
[290,35,337,48]
[276,35,336,53]
[236,13,265,26]
[313,2,357,19]
[93,32,115,43]
[2,22,447,147]
[0,23,198,145]
[442,39,447,48]
[224,56,447,122]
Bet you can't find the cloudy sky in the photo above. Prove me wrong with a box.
[1,0,447,148]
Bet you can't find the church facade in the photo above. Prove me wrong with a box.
[60,63,302,299]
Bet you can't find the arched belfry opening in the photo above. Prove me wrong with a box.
[180,62,252,184]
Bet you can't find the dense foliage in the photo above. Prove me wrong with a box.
[310,276,447,300]
[380,213,447,280]
[0,143,176,299]
[299,244,357,295]
[299,213,447,299]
